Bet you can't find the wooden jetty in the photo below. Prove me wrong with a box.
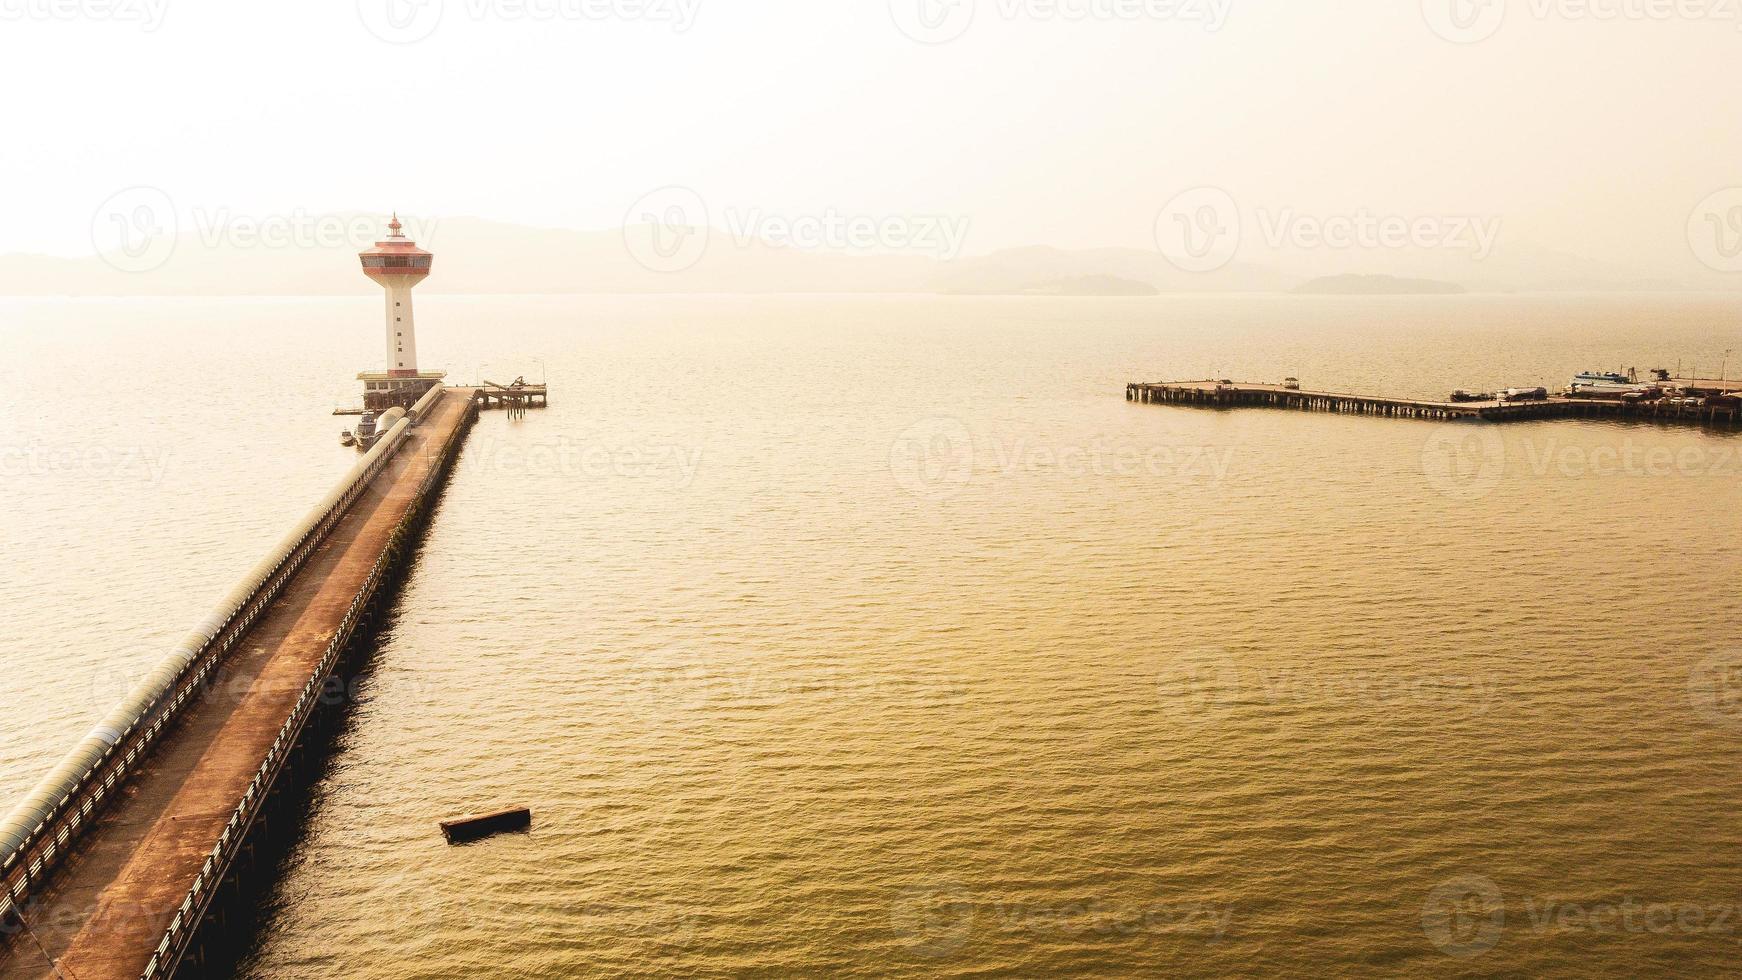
[0,388,482,980]
[1127,380,1741,428]
[476,379,547,420]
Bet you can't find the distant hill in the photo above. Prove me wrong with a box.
[0,217,1705,296]
[1293,274,1466,295]
[945,274,1161,296]
[930,245,1289,295]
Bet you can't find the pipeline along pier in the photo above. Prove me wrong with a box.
[0,384,481,979]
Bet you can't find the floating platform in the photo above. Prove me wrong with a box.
[439,806,533,845]
[1127,381,1741,427]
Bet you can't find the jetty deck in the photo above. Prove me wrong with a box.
[1127,380,1741,427]
[0,388,478,980]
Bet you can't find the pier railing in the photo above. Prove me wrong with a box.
[140,396,474,980]
[0,419,416,932]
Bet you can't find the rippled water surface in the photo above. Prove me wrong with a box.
[3,294,1741,976]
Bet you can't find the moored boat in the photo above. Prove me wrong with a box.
[1499,387,1548,401]
[1573,370,1633,386]
[354,412,379,450]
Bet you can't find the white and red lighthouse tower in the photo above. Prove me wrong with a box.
[357,214,444,409]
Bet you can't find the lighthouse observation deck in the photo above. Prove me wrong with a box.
[0,388,478,980]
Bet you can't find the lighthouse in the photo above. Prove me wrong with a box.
[357,214,444,409]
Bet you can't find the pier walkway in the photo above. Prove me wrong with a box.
[1128,380,1741,427]
[0,388,478,980]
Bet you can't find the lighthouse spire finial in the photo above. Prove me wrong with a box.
[387,211,404,238]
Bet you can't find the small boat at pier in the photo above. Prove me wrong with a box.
[354,412,379,450]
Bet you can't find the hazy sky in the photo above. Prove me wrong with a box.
[4,0,1741,280]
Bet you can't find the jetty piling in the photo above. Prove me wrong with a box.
[1126,380,1741,428]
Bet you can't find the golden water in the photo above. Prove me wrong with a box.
[2,294,1740,975]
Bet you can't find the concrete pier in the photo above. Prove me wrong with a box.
[0,388,480,980]
[1127,380,1742,428]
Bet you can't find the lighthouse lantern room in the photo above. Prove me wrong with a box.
[357,213,446,410]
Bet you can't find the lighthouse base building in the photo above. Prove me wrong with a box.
[357,214,446,410]
[357,370,447,411]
